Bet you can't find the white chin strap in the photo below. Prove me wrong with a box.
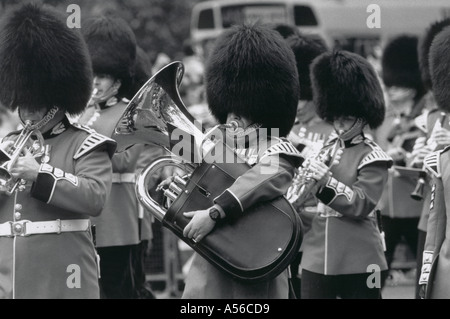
[338,118,366,141]
[19,106,59,130]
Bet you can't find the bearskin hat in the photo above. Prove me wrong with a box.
[311,50,385,129]
[286,33,328,101]
[271,23,300,39]
[418,18,450,91]
[0,3,93,115]
[127,47,152,99]
[381,35,423,91]
[429,26,450,112]
[82,14,137,98]
[205,24,299,137]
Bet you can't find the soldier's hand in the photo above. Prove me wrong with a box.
[387,147,406,162]
[9,147,39,182]
[0,140,14,155]
[433,128,450,146]
[183,208,216,243]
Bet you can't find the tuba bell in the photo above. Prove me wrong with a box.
[0,120,45,195]
[112,61,303,282]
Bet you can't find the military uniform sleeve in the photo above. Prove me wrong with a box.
[111,144,143,172]
[30,139,114,217]
[213,154,297,220]
[316,161,389,219]
[419,175,446,285]
[421,152,447,283]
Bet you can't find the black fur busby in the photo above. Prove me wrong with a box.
[205,24,299,137]
[429,26,450,112]
[381,35,423,91]
[418,18,450,91]
[271,23,300,39]
[82,14,137,98]
[127,47,152,99]
[286,33,328,101]
[311,50,385,129]
[0,3,93,115]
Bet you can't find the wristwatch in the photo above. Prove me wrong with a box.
[209,207,221,221]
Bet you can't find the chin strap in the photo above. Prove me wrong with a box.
[19,106,59,131]
[337,118,366,141]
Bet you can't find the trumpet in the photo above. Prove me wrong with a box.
[287,137,343,206]
[0,120,45,195]
[410,111,446,201]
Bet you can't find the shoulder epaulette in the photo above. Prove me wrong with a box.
[260,139,304,162]
[414,110,429,133]
[441,145,450,154]
[72,122,96,134]
[74,132,117,160]
[358,141,393,169]
[423,151,441,178]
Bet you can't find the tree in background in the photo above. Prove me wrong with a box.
[0,0,202,64]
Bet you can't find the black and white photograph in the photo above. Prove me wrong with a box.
[0,0,449,306]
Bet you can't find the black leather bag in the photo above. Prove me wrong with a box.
[163,143,303,283]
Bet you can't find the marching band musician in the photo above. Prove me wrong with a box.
[283,31,334,298]
[418,25,450,299]
[0,3,116,299]
[300,50,393,299]
[181,24,305,299]
[412,17,450,299]
[375,35,426,287]
[77,14,143,299]
[130,47,164,299]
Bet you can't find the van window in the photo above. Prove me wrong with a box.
[198,8,215,29]
[221,4,288,28]
[293,5,318,26]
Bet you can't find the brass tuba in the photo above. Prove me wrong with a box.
[112,61,303,282]
[0,120,45,195]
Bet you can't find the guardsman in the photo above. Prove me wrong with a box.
[300,50,392,299]
[412,17,450,299]
[181,24,304,299]
[419,25,450,299]
[376,35,426,287]
[282,32,333,298]
[77,14,142,299]
[130,46,165,299]
[0,3,115,299]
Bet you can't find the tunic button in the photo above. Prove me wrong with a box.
[14,224,22,233]
[15,204,22,211]
[14,212,21,220]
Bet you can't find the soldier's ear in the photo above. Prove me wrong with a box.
[113,79,122,91]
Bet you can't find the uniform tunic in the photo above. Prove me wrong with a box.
[301,135,392,275]
[78,100,141,248]
[0,118,115,298]
[420,147,450,298]
[417,108,450,232]
[182,131,304,299]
